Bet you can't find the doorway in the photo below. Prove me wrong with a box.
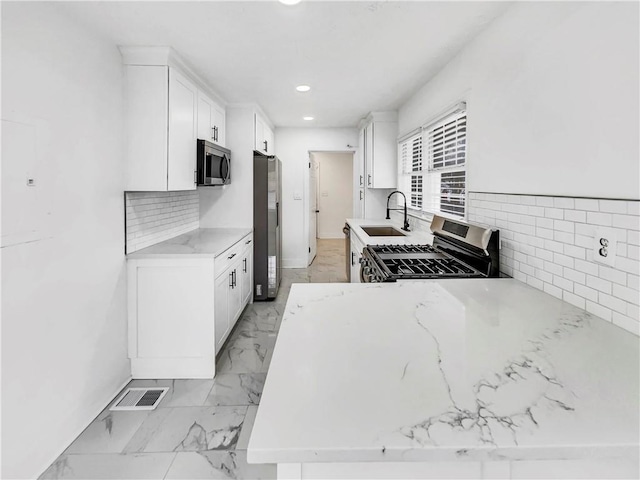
[308,151,354,266]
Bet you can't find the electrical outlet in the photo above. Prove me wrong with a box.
[593,228,617,267]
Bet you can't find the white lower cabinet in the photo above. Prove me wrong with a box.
[127,232,253,378]
[350,234,365,283]
[214,269,231,353]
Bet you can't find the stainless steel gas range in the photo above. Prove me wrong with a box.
[359,215,500,283]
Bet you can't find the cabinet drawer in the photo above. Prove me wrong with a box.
[215,234,252,274]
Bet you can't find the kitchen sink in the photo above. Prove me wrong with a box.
[361,226,407,237]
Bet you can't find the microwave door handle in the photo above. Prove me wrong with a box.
[205,152,213,183]
[220,155,230,183]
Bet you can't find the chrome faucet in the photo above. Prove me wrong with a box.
[386,191,410,232]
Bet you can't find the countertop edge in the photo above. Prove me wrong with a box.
[126,227,253,259]
[247,443,639,465]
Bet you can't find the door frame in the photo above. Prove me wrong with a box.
[306,150,355,267]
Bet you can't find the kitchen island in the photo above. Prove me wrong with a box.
[247,280,639,479]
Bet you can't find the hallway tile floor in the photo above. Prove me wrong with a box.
[39,239,346,479]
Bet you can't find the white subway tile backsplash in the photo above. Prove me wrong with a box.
[599,293,628,315]
[563,244,586,260]
[544,261,564,276]
[574,258,599,276]
[586,275,612,295]
[563,291,585,310]
[553,231,574,244]
[527,276,544,290]
[125,191,199,254]
[599,265,627,286]
[612,312,640,336]
[553,252,574,269]
[599,200,628,214]
[467,193,639,336]
[575,283,598,302]
[544,282,563,299]
[544,207,564,219]
[586,300,612,321]
[544,239,564,253]
[575,198,599,211]
[586,212,612,226]
[552,275,573,292]
[564,210,586,223]
[612,284,640,306]
[536,196,555,207]
[615,256,640,275]
[554,197,574,209]
[612,214,640,231]
[554,220,574,233]
[536,227,554,240]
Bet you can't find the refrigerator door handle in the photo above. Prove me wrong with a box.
[276,202,279,227]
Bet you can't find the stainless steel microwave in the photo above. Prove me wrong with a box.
[197,139,231,186]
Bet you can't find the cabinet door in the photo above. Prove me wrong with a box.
[365,122,374,188]
[350,238,363,283]
[168,68,197,191]
[212,103,226,147]
[214,268,231,354]
[130,259,214,359]
[357,128,366,189]
[241,247,253,305]
[228,266,243,325]
[371,121,398,188]
[264,125,274,155]
[254,115,267,154]
[197,93,214,141]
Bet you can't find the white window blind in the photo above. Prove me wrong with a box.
[397,105,467,218]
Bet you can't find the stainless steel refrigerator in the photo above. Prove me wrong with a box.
[253,153,282,300]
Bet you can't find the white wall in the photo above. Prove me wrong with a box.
[199,105,254,229]
[399,1,639,200]
[313,152,354,239]
[1,3,130,478]
[275,128,357,267]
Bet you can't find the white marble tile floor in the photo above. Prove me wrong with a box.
[38,239,346,479]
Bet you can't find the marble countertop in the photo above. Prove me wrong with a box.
[346,217,433,246]
[248,279,639,464]
[127,228,252,259]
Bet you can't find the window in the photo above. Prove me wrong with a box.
[398,104,466,218]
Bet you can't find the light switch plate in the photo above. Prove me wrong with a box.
[593,227,617,267]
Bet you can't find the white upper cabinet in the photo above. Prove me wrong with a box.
[255,113,275,155]
[197,91,226,147]
[124,65,197,191]
[361,112,398,189]
[121,46,227,191]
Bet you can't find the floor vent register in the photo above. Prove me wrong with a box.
[109,387,169,411]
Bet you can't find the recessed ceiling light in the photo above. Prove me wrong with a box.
[303,116,314,121]
[279,0,301,5]
[296,85,311,92]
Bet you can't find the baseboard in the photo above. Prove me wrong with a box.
[317,233,345,239]
[36,375,132,478]
[131,357,215,379]
[283,258,307,269]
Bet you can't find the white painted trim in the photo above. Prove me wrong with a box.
[283,258,308,269]
[317,233,346,239]
[131,357,215,379]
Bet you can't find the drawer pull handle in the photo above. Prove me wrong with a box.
[228,253,236,260]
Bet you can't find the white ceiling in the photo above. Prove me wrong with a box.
[57,1,512,128]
